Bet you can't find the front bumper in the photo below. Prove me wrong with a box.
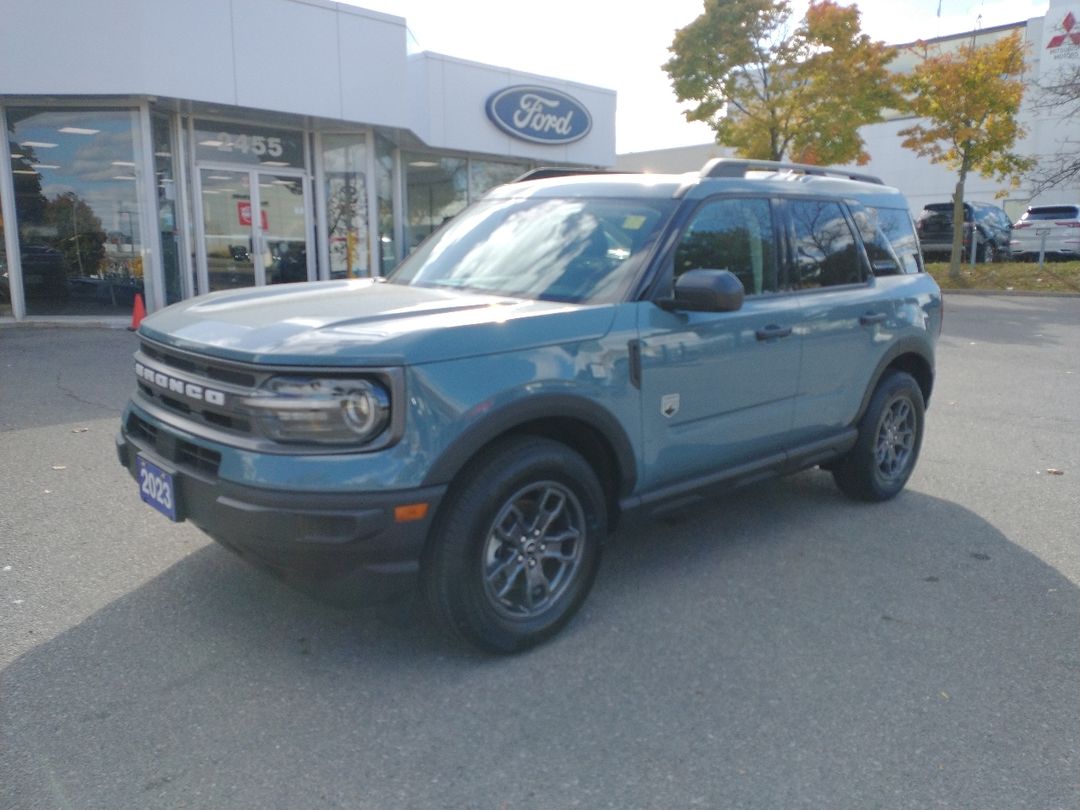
[116,417,446,602]
[1010,244,1080,259]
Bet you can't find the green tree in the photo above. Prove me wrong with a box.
[43,192,105,277]
[899,30,1032,278]
[8,139,47,224]
[663,0,901,165]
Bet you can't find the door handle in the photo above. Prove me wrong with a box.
[756,324,793,341]
[859,312,887,326]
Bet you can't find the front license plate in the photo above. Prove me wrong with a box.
[136,456,178,521]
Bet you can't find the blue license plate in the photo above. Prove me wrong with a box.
[136,456,178,521]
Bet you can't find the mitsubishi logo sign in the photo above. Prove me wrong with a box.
[1047,11,1080,49]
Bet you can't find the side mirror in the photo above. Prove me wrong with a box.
[663,269,745,313]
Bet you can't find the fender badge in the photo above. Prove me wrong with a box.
[661,394,680,418]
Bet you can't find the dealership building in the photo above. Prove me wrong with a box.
[3,1,1078,325]
[0,0,614,322]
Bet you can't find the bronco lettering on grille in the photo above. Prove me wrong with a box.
[136,362,226,407]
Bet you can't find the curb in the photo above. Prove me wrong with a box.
[0,316,131,329]
[939,289,1080,299]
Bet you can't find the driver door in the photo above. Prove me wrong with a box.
[635,196,802,493]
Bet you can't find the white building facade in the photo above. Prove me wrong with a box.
[0,0,615,321]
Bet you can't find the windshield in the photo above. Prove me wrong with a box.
[388,196,677,304]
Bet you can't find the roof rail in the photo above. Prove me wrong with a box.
[700,158,884,186]
[513,167,618,183]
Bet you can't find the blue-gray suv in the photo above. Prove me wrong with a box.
[117,159,942,652]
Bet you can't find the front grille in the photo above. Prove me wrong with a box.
[175,439,222,477]
[136,339,265,438]
[131,336,405,456]
[141,341,257,388]
[127,412,221,477]
[205,410,249,431]
[128,411,158,444]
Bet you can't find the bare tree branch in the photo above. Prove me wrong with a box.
[1026,64,1080,192]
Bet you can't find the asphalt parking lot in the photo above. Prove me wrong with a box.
[2,294,1078,810]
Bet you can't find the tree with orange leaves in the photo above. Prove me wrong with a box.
[899,30,1033,278]
[664,0,901,166]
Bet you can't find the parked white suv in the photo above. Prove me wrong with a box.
[1010,204,1080,260]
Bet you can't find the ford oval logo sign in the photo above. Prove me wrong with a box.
[485,86,592,145]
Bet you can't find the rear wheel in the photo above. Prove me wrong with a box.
[423,436,606,653]
[832,371,925,502]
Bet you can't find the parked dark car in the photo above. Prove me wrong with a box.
[17,244,69,300]
[916,201,1013,262]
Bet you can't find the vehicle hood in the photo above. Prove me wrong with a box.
[138,279,617,366]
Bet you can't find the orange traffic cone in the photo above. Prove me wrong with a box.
[129,293,146,331]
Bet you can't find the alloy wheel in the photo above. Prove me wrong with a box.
[481,481,586,619]
[875,396,916,482]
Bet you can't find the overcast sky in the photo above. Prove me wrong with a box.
[345,0,1052,153]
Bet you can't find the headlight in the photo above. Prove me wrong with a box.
[242,377,391,445]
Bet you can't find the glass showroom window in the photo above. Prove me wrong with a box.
[404,154,467,251]
[375,135,397,275]
[1,202,9,317]
[8,108,147,316]
[322,134,370,278]
[469,159,529,200]
[151,112,185,304]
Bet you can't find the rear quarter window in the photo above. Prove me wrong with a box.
[788,199,865,289]
[867,206,923,275]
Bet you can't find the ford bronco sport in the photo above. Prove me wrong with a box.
[117,159,942,652]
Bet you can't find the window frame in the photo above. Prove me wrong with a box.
[648,193,792,302]
[642,191,905,305]
[866,204,925,275]
[776,196,872,293]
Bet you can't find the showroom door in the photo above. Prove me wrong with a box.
[197,167,312,292]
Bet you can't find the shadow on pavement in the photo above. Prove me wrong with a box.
[942,293,1080,348]
[3,472,1078,810]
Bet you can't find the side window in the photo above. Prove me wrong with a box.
[789,200,864,289]
[869,206,923,274]
[674,197,777,295]
[849,202,902,276]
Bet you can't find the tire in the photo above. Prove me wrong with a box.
[832,371,925,502]
[422,436,607,653]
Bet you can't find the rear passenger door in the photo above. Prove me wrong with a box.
[785,198,894,445]
[635,196,801,493]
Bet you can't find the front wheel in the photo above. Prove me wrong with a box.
[832,371,925,502]
[422,437,607,653]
